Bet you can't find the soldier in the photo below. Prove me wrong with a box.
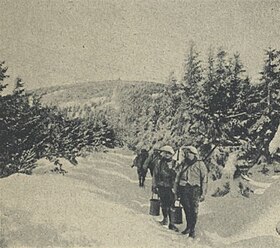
[152,145,178,232]
[132,149,149,187]
[174,146,208,238]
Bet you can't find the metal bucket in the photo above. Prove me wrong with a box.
[149,194,160,216]
[170,200,183,224]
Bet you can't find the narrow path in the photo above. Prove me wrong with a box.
[2,149,279,247]
[65,151,153,214]
[65,149,280,247]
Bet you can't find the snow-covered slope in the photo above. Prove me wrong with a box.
[1,149,279,248]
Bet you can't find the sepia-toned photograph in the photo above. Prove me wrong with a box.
[0,0,280,247]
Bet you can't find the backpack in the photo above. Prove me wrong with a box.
[133,152,148,169]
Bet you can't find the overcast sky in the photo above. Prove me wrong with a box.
[0,0,279,89]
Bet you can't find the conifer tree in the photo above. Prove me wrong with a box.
[200,49,251,145]
[248,49,280,163]
[0,61,8,93]
[168,44,205,146]
[182,44,203,110]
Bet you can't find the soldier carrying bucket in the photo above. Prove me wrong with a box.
[173,146,208,238]
[150,145,179,232]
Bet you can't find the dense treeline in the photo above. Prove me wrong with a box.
[58,82,165,149]
[2,46,279,177]
[0,64,119,177]
[56,47,280,173]
[81,47,280,172]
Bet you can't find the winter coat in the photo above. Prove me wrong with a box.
[132,152,149,170]
[174,159,208,196]
[152,158,176,188]
[143,152,159,171]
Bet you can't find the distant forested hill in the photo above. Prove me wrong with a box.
[32,80,167,150]
[33,80,164,108]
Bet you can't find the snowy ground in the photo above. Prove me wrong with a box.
[1,149,280,248]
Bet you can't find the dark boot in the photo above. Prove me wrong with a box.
[181,227,190,235]
[159,208,168,225]
[158,217,168,225]
[189,230,196,239]
[168,224,179,232]
[141,176,145,187]
[138,177,142,187]
[168,209,179,232]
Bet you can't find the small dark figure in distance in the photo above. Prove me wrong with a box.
[132,149,149,187]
